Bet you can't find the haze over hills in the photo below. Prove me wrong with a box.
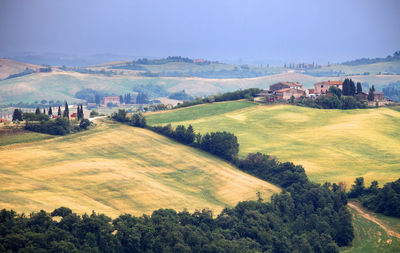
[1,53,400,106]
[1,0,400,252]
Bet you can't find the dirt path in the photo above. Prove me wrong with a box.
[348,201,400,238]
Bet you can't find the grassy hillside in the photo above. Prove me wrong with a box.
[0,59,43,80]
[146,102,400,187]
[306,61,400,75]
[0,127,54,146]
[2,68,400,105]
[1,58,400,106]
[343,201,400,253]
[0,120,279,217]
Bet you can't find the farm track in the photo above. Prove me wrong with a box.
[348,201,400,239]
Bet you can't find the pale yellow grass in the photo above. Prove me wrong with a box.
[148,103,400,188]
[0,59,43,79]
[0,122,279,217]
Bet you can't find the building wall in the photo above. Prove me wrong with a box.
[103,97,120,106]
[314,83,343,94]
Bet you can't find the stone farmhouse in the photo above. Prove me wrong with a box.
[256,82,306,102]
[257,80,389,104]
[314,81,343,95]
[103,97,120,107]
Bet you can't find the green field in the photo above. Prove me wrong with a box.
[146,101,400,187]
[0,127,54,146]
[343,201,400,253]
[0,120,279,217]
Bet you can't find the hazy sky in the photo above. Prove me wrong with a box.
[1,0,399,64]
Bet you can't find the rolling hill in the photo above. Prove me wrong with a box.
[0,120,280,217]
[146,101,400,188]
[1,68,400,106]
[0,59,43,80]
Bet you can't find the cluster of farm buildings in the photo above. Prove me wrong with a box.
[256,81,385,102]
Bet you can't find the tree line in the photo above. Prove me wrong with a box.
[0,177,352,253]
[174,88,261,109]
[348,177,400,217]
[13,102,90,135]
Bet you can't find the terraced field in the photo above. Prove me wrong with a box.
[0,120,279,217]
[146,101,400,187]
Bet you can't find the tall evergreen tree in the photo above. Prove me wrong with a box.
[185,124,195,144]
[80,104,84,119]
[368,87,375,101]
[76,104,84,120]
[356,82,362,94]
[57,106,62,117]
[43,108,46,114]
[35,107,41,115]
[349,79,356,96]
[77,106,81,120]
[63,102,69,119]
[342,79,349,96]
[12,109,23,121]
[48,107,53,116]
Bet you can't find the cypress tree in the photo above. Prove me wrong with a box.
[349,79,356,96]
[63,102,69,119]
[356,82,362,94]
[77,106,80,120]
[48,107,53,116]
[43,108,46,114]
[58,106,62,117]
[368,87,375,101]
[35,107,41,115]
[81,105,84,119]
[342,79,348,96]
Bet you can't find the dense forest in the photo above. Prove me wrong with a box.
[0,180,351,253]
[348,177,400,217]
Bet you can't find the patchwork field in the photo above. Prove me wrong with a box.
[0,120,279,217]
[146,101,400,187]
